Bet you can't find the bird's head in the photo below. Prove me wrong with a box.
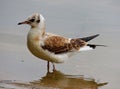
[18,13,45,28]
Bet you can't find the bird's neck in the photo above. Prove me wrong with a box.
[31,20,46,36]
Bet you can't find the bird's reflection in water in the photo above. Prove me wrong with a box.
[29,70,108,89]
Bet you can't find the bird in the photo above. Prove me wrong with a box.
[18,13,106,72]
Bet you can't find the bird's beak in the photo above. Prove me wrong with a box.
[18,20,29,25]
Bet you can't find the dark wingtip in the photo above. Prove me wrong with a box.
[80,34,100,42]
[87,44,108,49]
[95,34,100,37]
[95,44,108,47]
[97,82,108,87]
[91,34,100,38]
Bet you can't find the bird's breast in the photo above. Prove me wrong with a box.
[27,30,44,58]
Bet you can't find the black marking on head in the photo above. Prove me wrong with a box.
[36,14,40,23]
[29,19,35,22]
[36,19,40,23]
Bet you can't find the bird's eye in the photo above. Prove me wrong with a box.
[29,19,35,22]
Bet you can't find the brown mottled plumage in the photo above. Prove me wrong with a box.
[42,36,86,54]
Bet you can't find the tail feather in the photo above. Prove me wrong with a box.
[87,44,107,49]
[79,44,107,51]
[78,34,107,51]
[80,34,100,42]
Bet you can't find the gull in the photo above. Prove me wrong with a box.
[18,13,105,72]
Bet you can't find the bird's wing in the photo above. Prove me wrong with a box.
[41,34,86,54]
[80,34,99,42]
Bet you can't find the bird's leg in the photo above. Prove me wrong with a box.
[47,61,50,73]
[52,63,56,71]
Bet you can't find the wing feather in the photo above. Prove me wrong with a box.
[41,35,86,54]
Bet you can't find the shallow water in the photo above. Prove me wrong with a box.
[0,0,120,89]
[0,70,108,89]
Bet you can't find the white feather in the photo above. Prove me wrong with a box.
[79,46,93,51]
